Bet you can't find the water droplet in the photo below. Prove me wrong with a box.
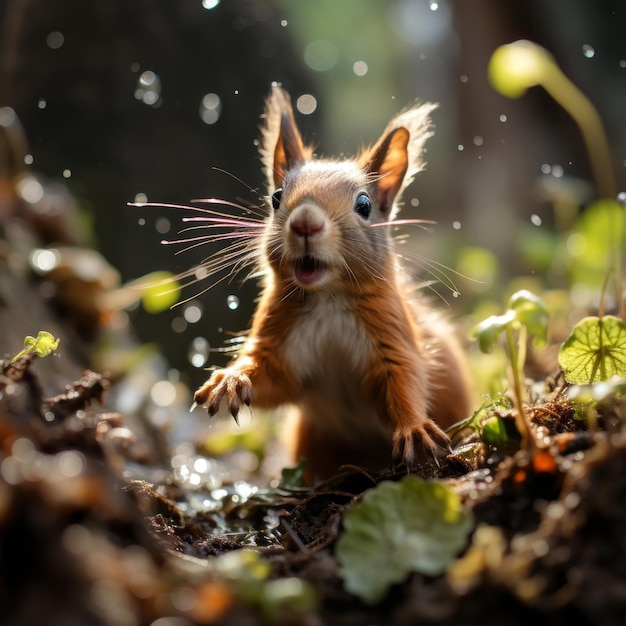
[188,337,210,367]
[46,31,64,49]
[137,217,146,226]
[16,175,44,203]
[410,198,420,207]
[58,450,84,477]
[30,248,61,273]
[551,164,564,178]
[353,60,368,77]
[150,380,177,407]
[135,71,162,107]
[473,136,484,147]
[530,214,542,226]
[452,290,460,298]
[199,92,221,125]
[134,192,148,205]
[234,89,239,95]
[38,99,47,109]
[226,294,240,310]
[24,154,33,165]
[183,302,203,323]
[280,19,288,27]
[457,144,464,151]
[171,317,187,333]
[429,1,439,10]
[459,74,469,84]
[303,40,339,72]
[201,0,220,9]
[62,168,71,178]
[296,94,317,115]
[452,221,461,230]
[620,60,626,69]
[541,163,551,175]
[155,217,170,234]
[582,44,595,59]
[617,191,626,203]
[499,114,507,122]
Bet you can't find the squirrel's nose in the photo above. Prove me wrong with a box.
[289,205,326,237]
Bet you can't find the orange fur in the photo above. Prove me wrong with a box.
[194,87,472,484]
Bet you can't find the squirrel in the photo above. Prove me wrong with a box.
[194,86,472,484]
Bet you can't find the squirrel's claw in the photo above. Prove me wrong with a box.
[194,368,252,426]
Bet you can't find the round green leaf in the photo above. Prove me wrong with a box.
[336,476,473,605]
[558,315,626,384]
[488,40,552,98]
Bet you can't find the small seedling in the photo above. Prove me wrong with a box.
[471,290,549,447]
[11,331,60,362]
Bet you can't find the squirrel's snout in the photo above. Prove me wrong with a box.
[288,205,326,238]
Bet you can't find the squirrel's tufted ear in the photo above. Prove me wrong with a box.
[358,102,436,217]
[260,86,313,191]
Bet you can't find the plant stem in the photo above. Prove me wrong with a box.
[542,62,621,318]
[504,324,531,448]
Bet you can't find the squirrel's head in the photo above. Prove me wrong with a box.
[259,86,436,292]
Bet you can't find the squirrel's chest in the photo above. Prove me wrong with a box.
[283,295,371,383]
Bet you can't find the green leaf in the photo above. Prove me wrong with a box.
[470,310,516,353]
[558,315,626,384]
[336,476,473,605]
[280,459,307,488]
[480,415,509,445]
[508,289,549,347]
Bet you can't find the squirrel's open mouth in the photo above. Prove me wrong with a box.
[294,255,327,285]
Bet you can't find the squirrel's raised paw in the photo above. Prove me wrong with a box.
[194,368,252,425]
[392,419,451,467]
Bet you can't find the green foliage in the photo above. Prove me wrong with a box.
[12,331,60,362]
[280,459,307,488]
[481,415,509,445]
[138,271,182,313]
[568,200,623,290]
[336,476,473,605]
[211,550,317,620]
[558,315,626,384]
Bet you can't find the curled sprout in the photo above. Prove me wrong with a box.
[12,331,60,362]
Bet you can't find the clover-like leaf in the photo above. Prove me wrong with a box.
[336,476,473,605]
[558,315,626,384]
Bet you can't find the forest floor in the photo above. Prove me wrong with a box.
[1,347,625,626]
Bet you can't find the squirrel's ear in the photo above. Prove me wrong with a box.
[359,102,436,216]
[260,87,312,190]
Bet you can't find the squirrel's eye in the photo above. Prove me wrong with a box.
[271,188,283,211]
[354,193,372,219]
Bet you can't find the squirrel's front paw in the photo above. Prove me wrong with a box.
[392,419,451,467]
[194,368,252,424]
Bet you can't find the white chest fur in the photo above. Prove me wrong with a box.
[283,293,371,384]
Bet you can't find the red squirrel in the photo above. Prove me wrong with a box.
[194,86,472,484]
